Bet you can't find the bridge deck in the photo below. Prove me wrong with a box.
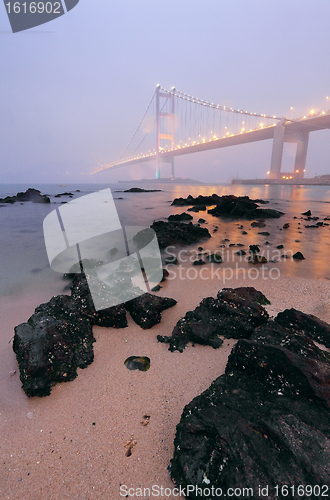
[95,112,330,172]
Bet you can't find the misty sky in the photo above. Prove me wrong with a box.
[1,0,330,184]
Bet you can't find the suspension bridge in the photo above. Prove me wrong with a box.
[93,85,330,181]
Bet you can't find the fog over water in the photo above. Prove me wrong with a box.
[1,1,330,184]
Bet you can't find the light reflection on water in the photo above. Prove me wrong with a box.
[1,182,330,297]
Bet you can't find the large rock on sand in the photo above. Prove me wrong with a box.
[158,287,269,351]
[170,291,330,497]
[124,292,177,329]
[13,295,95,397]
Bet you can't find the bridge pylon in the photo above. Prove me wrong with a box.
[270,118,286,179]
[270,118,309,180]
[156,85,175,179]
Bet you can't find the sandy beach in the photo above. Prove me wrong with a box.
[1,259,330,499]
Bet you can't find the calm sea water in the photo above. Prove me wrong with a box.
[1,182,330,297]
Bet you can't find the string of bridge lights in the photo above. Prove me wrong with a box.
[160,86,279,121]
[93,88,330,173]
[102,86,279,170]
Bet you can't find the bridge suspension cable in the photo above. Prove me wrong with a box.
[94,85,282,174]
[114,88,157,163]
[160,87,280,120]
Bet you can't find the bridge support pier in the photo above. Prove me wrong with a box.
[270,119,285,179]
[156,157,175,180]
[170,157,175,180]
[270,119,309,180]
[293,132,309,179]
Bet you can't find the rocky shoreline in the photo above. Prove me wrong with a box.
[0,188,50,204]
[167,287,330,495]
[13,274,176,397]
[8,190,330,496]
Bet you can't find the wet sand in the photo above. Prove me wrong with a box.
[1,265,330,499]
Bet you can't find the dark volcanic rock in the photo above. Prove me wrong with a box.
[171,193,223,206]
[302,209,312,216]
[70,274,128,328]
[0,188,50,204]
[123,187,162,192]
[13,295,95,397]
[171,193,271,209]
[249,244,260,253]
[251,320,330,363]
[206,253,223,263]
[150,221,211,249]
[161,268,170,282]
[124,293,177,329]
[54,192,74,197]
[251,220,266,228]
[170,334,330,496]
[157,287,269,352]
[168,212,193,222]
[292,251,305,260]
[275,308,330,349]
[193,259,206,266]
[230,286,270,305]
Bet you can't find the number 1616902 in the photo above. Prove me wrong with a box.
[5,2,61,14]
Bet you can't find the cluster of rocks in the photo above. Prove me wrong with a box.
[13,273,176,397]
[0,188,50,204]
[298,209,330,229]
[167,287,330,495]
[171,194,283,219]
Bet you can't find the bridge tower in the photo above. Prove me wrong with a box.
[269,119,286,179]
[156,85,175,179]
[270,119,309,180]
